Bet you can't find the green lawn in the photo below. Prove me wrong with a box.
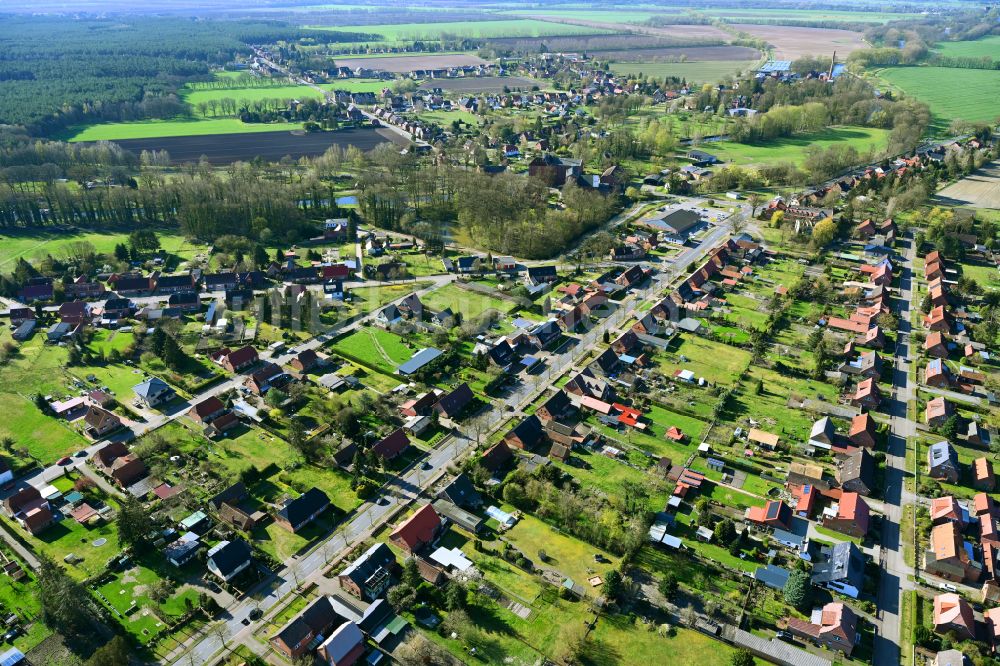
[586,614,740,666]
[96,563,199,645]
[876,66,1000,127]
[0,335,87,461]
[330,328,413,375]
[611,60,759,85]
[87,330,136,357]
[63,117,306,142]
[710,126,891,167]
[504,513,619,588]
[6,508,120,580]
[420,283,514,319]
[314,19,610,41]
[661,336,751,385]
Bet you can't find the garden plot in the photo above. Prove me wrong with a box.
[659,336,751,386]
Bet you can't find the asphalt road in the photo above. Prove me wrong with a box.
[874,234,918,666]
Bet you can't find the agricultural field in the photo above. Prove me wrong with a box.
[62,117,307,142]
[611,59,759,84]
[933,35,1000,60]
[82,127,393,164]
[709,126,891,167]
[936,161,1000,210]
[876,67,1000,127]
[331,54,486,73]
[701,7,919,22]
[315,19,610,41]
[728,23,868,60]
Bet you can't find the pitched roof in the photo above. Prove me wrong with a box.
[390,504,442,552]
[190,396,225,419]
[207,539,252,579]
[434,383,474,418]
[373,428,410,459]
[277,487,330,528]
[481,441,513,472]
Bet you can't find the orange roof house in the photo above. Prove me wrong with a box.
[933,593,975,640]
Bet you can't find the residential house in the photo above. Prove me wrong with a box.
[245,363,287,395]
[928,441,960,483]
[925,359,952,388]
[188,396,226,424]
[58,301,90,325]
[290,349,321,373]
[925,306,951,333]
[133,377,174,407]
[837,448,875,496]
[851,378,881,410]
[930,496,968,526]
[338,543,397,601]
[481,441,513,473]
[926,522,981,584]
[536,390,574,424]
[849,413,877,449]
[436,474,482,510]
[504,415,544,450]
[155,273,196,294]
[276,487,330,533]
[785,602,859,656]
[433,383,474,420]
[926,397,954,428]
[822,492,870,539]
[83,406,122,439]
[372,428,410,461]
[974,457,995,492]
[745,500,791,530]
[167,291,200,313]
[271,596,346,661]
[389,504,442,554]
[219,346,259,373]
[92,441,147,488]
[317,621,365,666]
[206,539,253,582]
[525,265,558,286]
[933,593,976,640]
[925,331,950,359]
[811,541,865,598]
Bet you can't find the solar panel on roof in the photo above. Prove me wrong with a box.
[766,502,780,519]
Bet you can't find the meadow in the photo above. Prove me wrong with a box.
[313,19,610,41]
[709,126,891,167]
[876,67,1000,127]
[0,229,197,270]
[611,59,759,84]
[933,36,1000,60]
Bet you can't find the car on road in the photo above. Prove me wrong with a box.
[57,456,72,466]
[75,450,88,458]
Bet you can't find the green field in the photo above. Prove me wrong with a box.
[314,19,609,41]
[420,283,513,319]
[0,229,198,270]
[183,79,389,112]
[62,117,306,142]
[330,328,413,374]
[699,6,918,22]
[710,125,891,167]
[933,36,1000,60]
[611,60,759,84]
[504,9,668,22]
[877,67,1000,126]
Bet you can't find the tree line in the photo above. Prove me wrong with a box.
[0,15,371,137]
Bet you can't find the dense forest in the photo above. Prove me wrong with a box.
[0,15,369,136]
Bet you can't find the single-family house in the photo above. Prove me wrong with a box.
[276,487,330,533]
[389,504,442,554]
[206,539,253,582]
